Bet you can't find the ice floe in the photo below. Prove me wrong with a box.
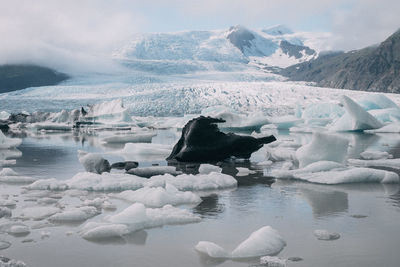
[296,132,349,168]
[260,256,287,267]
[313,229,340,240]
[195,226,286,259]
[0,131,22,149]
[273,161,399,184]
[49,206,100,223]
[348,158,400,169]
[78,151,111,174]
[198,164,222,174]
[101,132,156,144]
[112,183,201,208]
[330,96,383,131]
[0,168,36,183]
[359,151,392,160]
[27,171,237,192]
[236,167,256,176]
[20,206,61,220]
[80,203,200,240]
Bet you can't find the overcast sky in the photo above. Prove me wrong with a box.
[0,0,399,72]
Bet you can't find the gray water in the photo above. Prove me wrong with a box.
[1,129,400,267]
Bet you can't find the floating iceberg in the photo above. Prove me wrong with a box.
[348,158,400,169]
[260,256,287,267]
[0,131,22,149]
[78,151,111,174]
[101,132,156,144]
[86,99,132,123]
[313,229,340,240]
[365,123,400,133]
[296,132,349,168]
[236,167,256,176]
[272,161,399,184]
[27,170,237,192]
[81,203,200,240]
[359,151,392,160]
[357,94,399,110]
[20,206,61,220]
[198,164,222,174]
[195,226,286,259]
[111,183,202,208]
[49,206,100,223]
[0,168,36,183]
[330,96,383,131]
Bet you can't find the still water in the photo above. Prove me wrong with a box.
[1,129,400,267]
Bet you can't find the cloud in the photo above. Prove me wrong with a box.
[0,0,146,73]
[0,0,399,73]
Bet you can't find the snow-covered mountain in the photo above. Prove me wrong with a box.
[113,25,325,71]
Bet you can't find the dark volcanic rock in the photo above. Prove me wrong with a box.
[167,116,276,162]
[282,29,400,93]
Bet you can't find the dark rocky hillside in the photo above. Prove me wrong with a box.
[0,65,69,93]
[282,29,400,93]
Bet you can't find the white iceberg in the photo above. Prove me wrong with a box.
[313,229,340,240]
[195,226,286,259]
[365,123,400,133]
[359,151,392,160]
[112,183,201,208]
[78,151,110,174]
[101,132,156,144]
[273,161,399,184]
[357,94,399,110]
[20,206,61,220]
[87,98,132,122]
[49,206,100,223]
[236,167,256,176]
[296,132,349,168]
[260,256,287,267]
[198,164,222,174]
[27,170,237,192]
[0,131,22,149]
[330,96,383,131]
[0,168,36,183]
[81,203,200,240]
[348,158,400,169]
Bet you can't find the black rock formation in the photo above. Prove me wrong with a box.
[166,116,276,162]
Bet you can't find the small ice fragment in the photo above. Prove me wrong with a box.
[359,151,393,160]
[313,229,340,240]
[194,241,230,258]
[48,206,100,223]
[41,231,51,239]
[296,132,349,168]
[231,226,286,258]
[198,164,222,174]
[21,206,60,220]
[8,225,30,236]
[236,167,256,176]
[260,256,287,267]
[78,151,111,174]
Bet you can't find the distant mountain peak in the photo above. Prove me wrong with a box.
[262,25,293,36]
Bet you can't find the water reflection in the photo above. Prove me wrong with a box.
[274,181,400,219]
[193,194,225,218]
[86,230,148,246]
